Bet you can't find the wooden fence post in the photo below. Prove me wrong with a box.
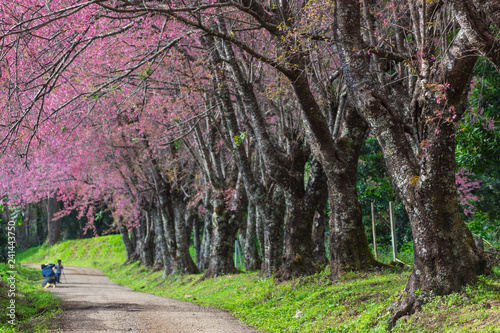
[371,202,378,261]
[389,201,397,262]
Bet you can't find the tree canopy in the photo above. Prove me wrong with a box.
[1,0,499,323]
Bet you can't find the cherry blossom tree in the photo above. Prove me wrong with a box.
[1,3,498,324]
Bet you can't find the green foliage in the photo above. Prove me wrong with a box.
[467,212,500,247]
[456,121,500,175]
[0,264,60,332]
[18,236,500,332]
[234,132,248,146]
[17,235,126,269]
[357,136,412,251]
[392,276,500,332]
[457,59,500,243]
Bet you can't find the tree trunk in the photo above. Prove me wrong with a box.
[256,209,264,260]
[275,196,316,281]
[200,179,248,280]
[390,124,487,323]
[138,211,154,268]
[275,160,328,281]
[312,193,328,266]
[328,172,376,278]
[152,206,174,275]
[153,234,164,272]
[193,214,202,267]
[199,212,212,270]
[452,0,500,72]
[333,0,487,321]
[173,197,199,274]
[120,225,138,264]
[243,202,261,271]
[46,196,60,246]
[200,201,240,279]
[158,193,177,272]
[36,202,46,246]
[260,187,285,276]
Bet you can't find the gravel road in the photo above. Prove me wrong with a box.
[36,265,262,333]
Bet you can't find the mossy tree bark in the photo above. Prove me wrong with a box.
[243,202,262,271]
[201,177,248,279]
[334,0,488,319]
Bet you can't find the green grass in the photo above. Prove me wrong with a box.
[0,264,61,332]
[19,235,500,332]
[17,234,126,270]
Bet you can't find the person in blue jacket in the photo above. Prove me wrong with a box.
[41,263,57,287]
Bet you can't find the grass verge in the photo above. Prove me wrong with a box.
[0,263,61,332]
[19,235,500,332]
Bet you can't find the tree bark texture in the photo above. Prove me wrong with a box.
[152,206,174,275]
[120,225,138,264]
[260,187,285,276]
[243,202,261,271]
[452,0,500,72]
[256,209,265,260]
[275,160,328,281]
[137,212,155,268]
[311,193,328,266]
[199,212,212,270]
[200,182,247,280]
[334,0,487,318]
[46,196,60,246]
[193,214,202,267]
[173,196,199,274]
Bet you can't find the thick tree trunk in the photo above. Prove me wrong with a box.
[328,173,376,278]
[260,187,285,276]
[312,194,328,266]
[158,193,178,272]
[120,225,138,264]
[198,193,213,270]
[322,105,376,280]
[201,179,248,280]
[390,124,488,324]
[243,202,261,271]
[153,235,164,272]
[173,198,199,274]
[200,201,240,279]
[256,209,265,260]
[36,203,46,246]
[275,160,328,281]
[333,0,487,321]
[193,214,202,267]
[275,196,317,281]
[199,212,212,270]
[46,196,60,246]
[152,206,174,275]
[138,212,154,268]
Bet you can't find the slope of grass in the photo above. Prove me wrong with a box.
[19,235,500,332]
[17,234,126,269]
[0,264,61,332]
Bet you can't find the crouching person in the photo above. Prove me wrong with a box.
[41,263,57,288]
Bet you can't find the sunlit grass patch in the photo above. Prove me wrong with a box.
[18,236,500,333]
[0,264,60,333]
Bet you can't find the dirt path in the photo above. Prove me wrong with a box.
[33,265,263,333]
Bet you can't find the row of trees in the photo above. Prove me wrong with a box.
[1,0,499,321]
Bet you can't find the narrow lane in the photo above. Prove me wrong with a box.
[31,265,261,333]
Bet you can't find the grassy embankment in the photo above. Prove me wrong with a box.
[0,263,61,332]
[18,234,500,332]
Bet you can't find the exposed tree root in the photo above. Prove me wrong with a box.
[274,256,324,282]
[388,294,425,331]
